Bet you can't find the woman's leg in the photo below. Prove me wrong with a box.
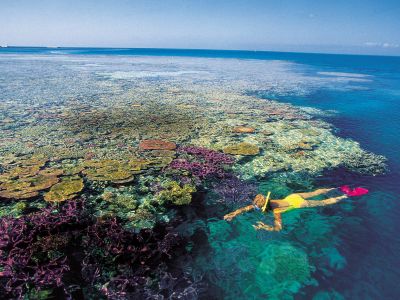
[303,195,347,207]
[297,188,336,199]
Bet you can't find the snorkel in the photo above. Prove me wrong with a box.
[253,192,271,212]
[262,191,271,212]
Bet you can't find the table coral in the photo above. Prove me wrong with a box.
[82,160,134,183]
[0,174,59,200]
[233,126,256,133]
[223,142,260,156]
[44,176,84,202]
[139,139,177,151]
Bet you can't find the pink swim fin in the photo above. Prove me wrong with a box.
[340,185,369,197]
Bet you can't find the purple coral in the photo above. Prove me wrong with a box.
[212,175,258,205]
[0,200,196,299]
[0,201,86,298]
[178,146,235,165]
[169,146,235,179]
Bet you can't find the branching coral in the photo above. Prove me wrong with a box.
[342,150,387,175]
[169,146,235,179]
[179,146,235,165]
[211,175,257,205]
[0,201,87,298]
[0,200,195,299]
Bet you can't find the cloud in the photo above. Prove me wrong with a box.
[382,42,399,48]
[364,42,399,48]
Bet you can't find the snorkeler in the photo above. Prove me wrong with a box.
[223,186,369,231]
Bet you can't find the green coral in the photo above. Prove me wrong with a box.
[127,207,156,229]
[114,194,138,210]
[97,189,138,219]
[0,201,27,218]
[257,243,311,282]
[156,181,196,205]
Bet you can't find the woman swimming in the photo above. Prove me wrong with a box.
[223,186,368,231]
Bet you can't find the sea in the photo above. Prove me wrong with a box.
[0,47,399,299]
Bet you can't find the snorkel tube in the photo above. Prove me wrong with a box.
[262,191,271,212]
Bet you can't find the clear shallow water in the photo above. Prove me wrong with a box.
[249,57,400,299]
[0,48,399,299]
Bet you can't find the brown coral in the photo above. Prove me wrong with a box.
[139,139,177,151]
[233,126,256,134]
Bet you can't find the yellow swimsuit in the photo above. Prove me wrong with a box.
[274,193,305,214]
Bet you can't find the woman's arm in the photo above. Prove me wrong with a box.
[253,211,283,231]
[224,205,254,221]
[273,212,282,231]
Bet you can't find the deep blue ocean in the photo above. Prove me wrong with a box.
[1,47,400,299]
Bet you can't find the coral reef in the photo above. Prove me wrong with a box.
[255,243,314,297]
[0,201,196,299]
[82,159,134,183]
[223,142,260,156]
[211,175,258,205]
[156,181,196,205]
[44,176,84,202]
[0,53,390,299]
[168,146,235,180]
[139,139,177,151]
[233,126,256,133]
[342,150,387,174]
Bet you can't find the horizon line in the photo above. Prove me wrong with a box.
[1,45,400,58]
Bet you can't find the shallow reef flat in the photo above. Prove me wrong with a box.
[0,54,387,298]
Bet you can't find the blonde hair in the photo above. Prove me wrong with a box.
[253,194,266,209]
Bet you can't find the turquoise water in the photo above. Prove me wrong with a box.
[249,58,400,299]
[1,47,399,299]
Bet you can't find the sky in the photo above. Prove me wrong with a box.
[1,0,400,55]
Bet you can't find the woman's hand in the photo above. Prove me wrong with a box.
[223,212,236,221]
[252,221,275,231]
[224,205,254,221]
